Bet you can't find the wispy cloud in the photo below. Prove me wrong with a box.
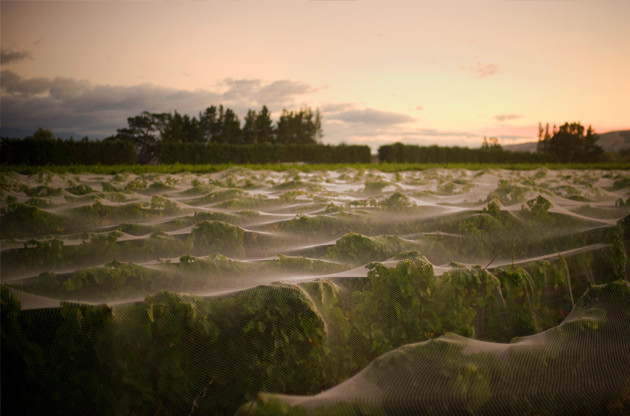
[463,62,499,79]
[253,80,315,106]
[328,108,415,126]
[1,48,31,65]
[321,102,355,113]
[495,113,522,122]
[476,63,499,78]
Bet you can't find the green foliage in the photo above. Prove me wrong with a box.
[114,284,330,415]
[123,177,147,192]
[274,255,346,274]
[363,179,389,194]
[2,166,629,415]
[609,175,630,191]
[1,289,118,415]
[241,280,630,415]
[486,259,575,341]
[437,266,502,339]
[24,185,62,197]
[73,200,149,224]
[189,220,245,256]
[351,258,438,356]
[277,214,355,238]
[24,197,53,207]
[521,195,552,219]
[66,184,94,195]
[488,179,528,205]
[0,203,67,237]
[149,195,180,214]
[23,261,174,299]
[101,182,121,192]
[144,181,176,194]
[187,188,244,205]
[327,233,411,265]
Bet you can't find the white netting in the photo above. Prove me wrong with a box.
[2,167,629,415]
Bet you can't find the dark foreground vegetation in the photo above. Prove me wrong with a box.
[3,265,629,415]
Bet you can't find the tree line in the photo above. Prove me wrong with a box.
[114,105,322,162]
[0,129,137,165]
[0,116,617,165]
[378,142,553,164]
[380,122,607,164]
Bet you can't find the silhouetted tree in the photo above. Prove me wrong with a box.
[276,107,321,145]
[116,111,159,162]
[162,112,184,142]
[537,122,604,162]
[221,108,241,144]
[481,137,501,149]
[115,104,322,161]
[199,106,221,143]
[242,109,257,144]
[32,128,55,141]
[256,106,274,143]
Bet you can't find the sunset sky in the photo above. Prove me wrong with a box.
[1,0,629,149]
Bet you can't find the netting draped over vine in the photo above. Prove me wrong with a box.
[1,167,629,415]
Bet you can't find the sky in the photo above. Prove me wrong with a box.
[1,0,629,150]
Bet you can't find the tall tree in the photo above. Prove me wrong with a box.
[182,114,204,142]
[199,106,221,143]
[242,109,257,144]
[276,106,321,145]
[255,106,274,143]
[116,111,159,162]
[32,128,55,141]
[162,112,184,142]
[221,108,241,144]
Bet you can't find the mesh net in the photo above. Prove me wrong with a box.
[1,167,629,415]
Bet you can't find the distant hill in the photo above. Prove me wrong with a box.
[503,130,630,153]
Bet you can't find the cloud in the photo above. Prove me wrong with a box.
[475,63,499,78]
[329,108,415,126]
[1,70,50,96]
[462,62,499,79]
[414,128,477,138]
[0,71,316,138]
[1,49,31,65]
[495,114,522,122]
[221,78,261,101]
[218,78,314,108]
[416,105,423,111]
[321,102,355,113]
[252,79,314,106]
[496,134,530,141]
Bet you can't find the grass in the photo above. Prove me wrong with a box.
[2,162,630,175]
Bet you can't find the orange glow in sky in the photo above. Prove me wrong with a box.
[1,1,629,148]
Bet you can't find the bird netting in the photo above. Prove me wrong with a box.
[1,167,629,415]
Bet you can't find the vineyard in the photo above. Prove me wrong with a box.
[2,166,629,415]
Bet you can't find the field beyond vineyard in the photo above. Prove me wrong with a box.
[2,166,630,415]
